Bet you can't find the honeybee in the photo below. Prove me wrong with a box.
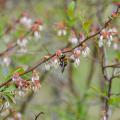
[59,54,68,73]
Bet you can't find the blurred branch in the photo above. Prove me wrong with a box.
[100,46,109,81]
[2,109,12,120]
[104,63,120,68]
[104,77,113,120]
[3,16,20,36]
[0,43,17,57]
[100,45,110,120]
[96,0,103,25]
[35,112,44,120]
[111,93,120,96]
[68,63,79,97]
[0,30,31,57]
[86,46,96,88]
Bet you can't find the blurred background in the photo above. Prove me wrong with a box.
[0,0,120,120]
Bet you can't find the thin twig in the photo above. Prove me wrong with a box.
[35,112,44,120]
[104,63,120,68]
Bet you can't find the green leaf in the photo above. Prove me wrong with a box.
[3,85,16,93]
[68,1,76,12]
[66,17,76,27]
[109,97,120,105]
[5,93,16,103]
[13,67,25,75]
[65,1,77,27]
[66,1,76,21]
[82,20,92,34]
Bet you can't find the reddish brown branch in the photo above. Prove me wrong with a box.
[0,7,119,88]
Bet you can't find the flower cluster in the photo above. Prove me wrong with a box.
[31,70,41,91]
[20,12,32,29]
[43,45,90,72]
[0,55,11,66]
[44,50,68,72]
[12,73,30,96]
[69,44,90,67]
[31,19,43,40]
[69,30,78,44]
[81,43,90,57]
[44,55,52,71]
[98,27,118,48]
[56,21,67,36]
[69,31,85,44]
[70,48,81,67]
[12,70,41,96]
[44,55,60,71]
[17,36,28,54]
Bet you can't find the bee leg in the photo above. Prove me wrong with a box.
[61,67,65,73]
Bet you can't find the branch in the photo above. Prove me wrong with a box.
[86,46,96,88]
[104,64,120,120]
[68,63,79,97]
[0,7,119,88]
[0,30,31,57]
[111,93,120,96]
[104,63,120,68]
[0,14,21,39]
[35,112,44,120]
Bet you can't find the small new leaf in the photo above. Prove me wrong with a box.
[68,1,76,12]
[13,67,25,75]
[83,20,92,34]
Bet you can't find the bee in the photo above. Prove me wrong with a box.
[59,54,68,73]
